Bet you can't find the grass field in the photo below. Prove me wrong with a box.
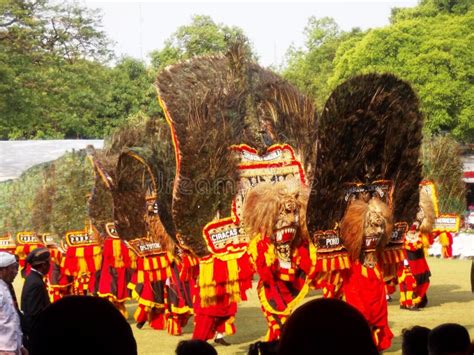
[15,257,474,354]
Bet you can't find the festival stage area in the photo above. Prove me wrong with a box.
[13,256,474,354]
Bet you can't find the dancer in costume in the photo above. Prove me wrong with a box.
[404,225,431,308]
[87,147,136,317]
[165,242,199,336]
[155,44,317,345]
[418,181,438,255]
[97,223,134,318]
[41,234,72,302]
[338,193,394,350]
[192,249,253,345]
[438,231,454,259]
[128,248,172,330]
[61,228,102,295]
[125,197,174,330]
[15,232,45,278]
[243,178,312,341]
[397,259,419,310]
[404,182,435,308]
[306,74,424,351]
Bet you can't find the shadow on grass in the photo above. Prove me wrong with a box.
[428,284,474,307]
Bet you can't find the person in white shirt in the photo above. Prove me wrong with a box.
[0,252,27,355]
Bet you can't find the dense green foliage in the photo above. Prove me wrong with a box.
[0,0,112,138]
[0,4,253,139]
[283,0,473,143]
[283,17,363,107]
[149,15,254,72]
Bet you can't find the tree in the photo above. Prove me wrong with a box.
[390,0,472,22]
[0,0,113,139]
[149,15,254,71]
[99,57,162,135]
[282,16,363,105]
[329,8,473,142]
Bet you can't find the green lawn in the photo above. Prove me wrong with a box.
[15,257,474,354]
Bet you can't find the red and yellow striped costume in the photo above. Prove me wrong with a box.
[128,252,172,329]
[397,264,418,308]
[438,231,453,259]
[404,236,431,302]
[62,244,102,295]
[192,251,253,341]
[16,241,45,278]
[47,246,72,302]
[166,250,199,335]
[98,237,135,317]
[248,235,311,341]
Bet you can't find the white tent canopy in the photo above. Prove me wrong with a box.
[0,140,104,182]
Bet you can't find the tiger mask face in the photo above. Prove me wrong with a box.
[243,177,308,250]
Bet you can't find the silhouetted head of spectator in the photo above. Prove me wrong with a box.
[428,323,471,355]
[29,296,137,355]
[402,325,431,355]
[175,339,217,355]
[278,298,378,355]
[248,340,279,355]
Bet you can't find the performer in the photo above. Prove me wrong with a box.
[192,251,252,345]
[404,183,435,308]
[418,181,438,256]
[15,232,44,279]
[243,179,312,341]
[42,235,71,302]
[128,250,171,330]
[97,223,134,318]
[339,197,394,350]
[192,280,237,345]
[397,259,419,310]
[438,231,453,259]
[165,243,198,336]
[305,74,424,351]
[404,224,431,308]
[61,229,102,296]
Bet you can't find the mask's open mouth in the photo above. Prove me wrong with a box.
[364,235,380,250]
[274,227,297,243]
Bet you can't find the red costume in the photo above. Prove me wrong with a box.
[342,261,393,350]
[15,232,45,278]
[47,244,72,302]
[397,262,418,309]
[404,234,431,303]
[165,249,198,335]
[98,236,134,317]
[61,230,102,296]
[192,252,253,341]
[248,235,311,341]
[128,252,171,330]
[192,286,237,341]
[438,231,453,259]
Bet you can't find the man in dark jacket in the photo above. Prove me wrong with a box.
[21,248,51,348]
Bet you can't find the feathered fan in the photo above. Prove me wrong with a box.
[155,44,317,256]
[307,73,423,239]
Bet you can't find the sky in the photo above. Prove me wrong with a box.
[82,0,419,67]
